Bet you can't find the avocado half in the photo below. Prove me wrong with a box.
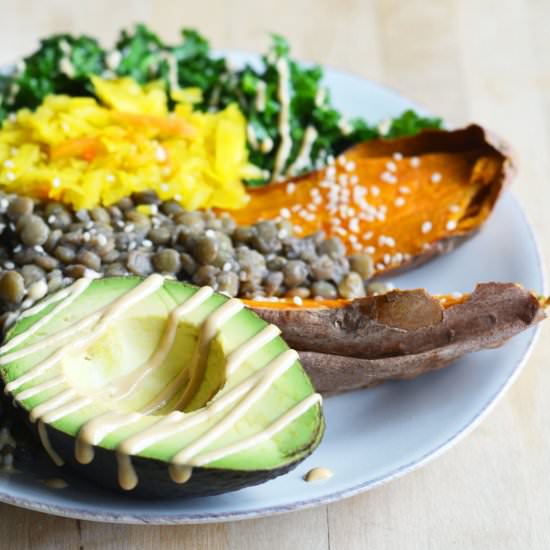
[0,276,324,497]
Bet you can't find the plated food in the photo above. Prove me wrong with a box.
[0,26,545,501]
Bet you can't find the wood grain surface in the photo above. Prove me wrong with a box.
[1,0,550,548]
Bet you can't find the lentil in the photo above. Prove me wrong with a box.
[193,236,218,264]
[318,237,346,259]
[7,197,33,219]
[311,280,337,299]
[0,271,25,304]
[216,271,239,297]
[20,264,46,286]
[76,250,102,272]
[126,251,153,276]
[17,215,49,246]
[153,249,181,274]
[338,272,366,299]
[349,254,374,280]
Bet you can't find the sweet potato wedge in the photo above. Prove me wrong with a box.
[251,283,546,393]
[230,125,513,278]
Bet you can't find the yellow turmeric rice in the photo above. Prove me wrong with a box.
[0,77,260,211]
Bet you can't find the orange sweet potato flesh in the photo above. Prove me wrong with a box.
[251,284,546,393]
[229,125,512,278]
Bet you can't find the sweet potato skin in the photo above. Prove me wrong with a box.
[252,283,544,393]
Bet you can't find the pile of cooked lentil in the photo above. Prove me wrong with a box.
[0,190,389,328]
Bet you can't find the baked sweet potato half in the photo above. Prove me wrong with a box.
[251,283,546,393]
[230,125,512,278]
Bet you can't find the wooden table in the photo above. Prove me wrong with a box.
[1,0,549,548]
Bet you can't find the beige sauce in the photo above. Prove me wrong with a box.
[175,298,243,410]
[255,80,267,112]
[1,275,322,491]
[42,477,68,489]
[37,421,64,466]
[1,278,91,355]
[272,58,292,180]
[287,126,318,177]
[304,467,333,482]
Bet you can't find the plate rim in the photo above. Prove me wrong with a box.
[0,57,546,523]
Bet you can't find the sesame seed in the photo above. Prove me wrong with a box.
[327,155,335,166]
[345,161,356,172]
[410,156,421,168]
[286,182,296,195]
[334,227,348,236]
[394,197,406,207]
[3,160,14,169]
[292,296,303,306]
[446,220,457,231]
[449,204,460,213]
[280,207,291,219]
[371,185,380,196]
[393,152,403,161]
[366,246,376,254]
[223,262,232,272]
[399,185,411,194]
[4,261,15,270]
[155,146,167,162]
[124,224,134,233]
[376,262,386,270]
[431,172,442,184]
[47,215,56,224]
[82,232,91,242]
[386,160,397,172]
[380,171,397,184]
[349,218,360,233]
[421,221,432,234]
[350,175,359,184]
[378,235,396,248]
[326,166,337,178]
[349,234,358,243]
[5,171,16,182]
[205,229,216,238]
[363,231,373,240]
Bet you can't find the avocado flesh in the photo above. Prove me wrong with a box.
[0,277,324,495]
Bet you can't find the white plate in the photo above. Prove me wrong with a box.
[0,55,545,524]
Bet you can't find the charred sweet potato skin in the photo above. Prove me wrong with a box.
[228,125,513,278]
[252,283,545,393]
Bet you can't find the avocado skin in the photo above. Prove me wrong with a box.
[9,398,325,498]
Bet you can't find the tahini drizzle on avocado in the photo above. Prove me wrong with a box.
[0,275,322,490]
